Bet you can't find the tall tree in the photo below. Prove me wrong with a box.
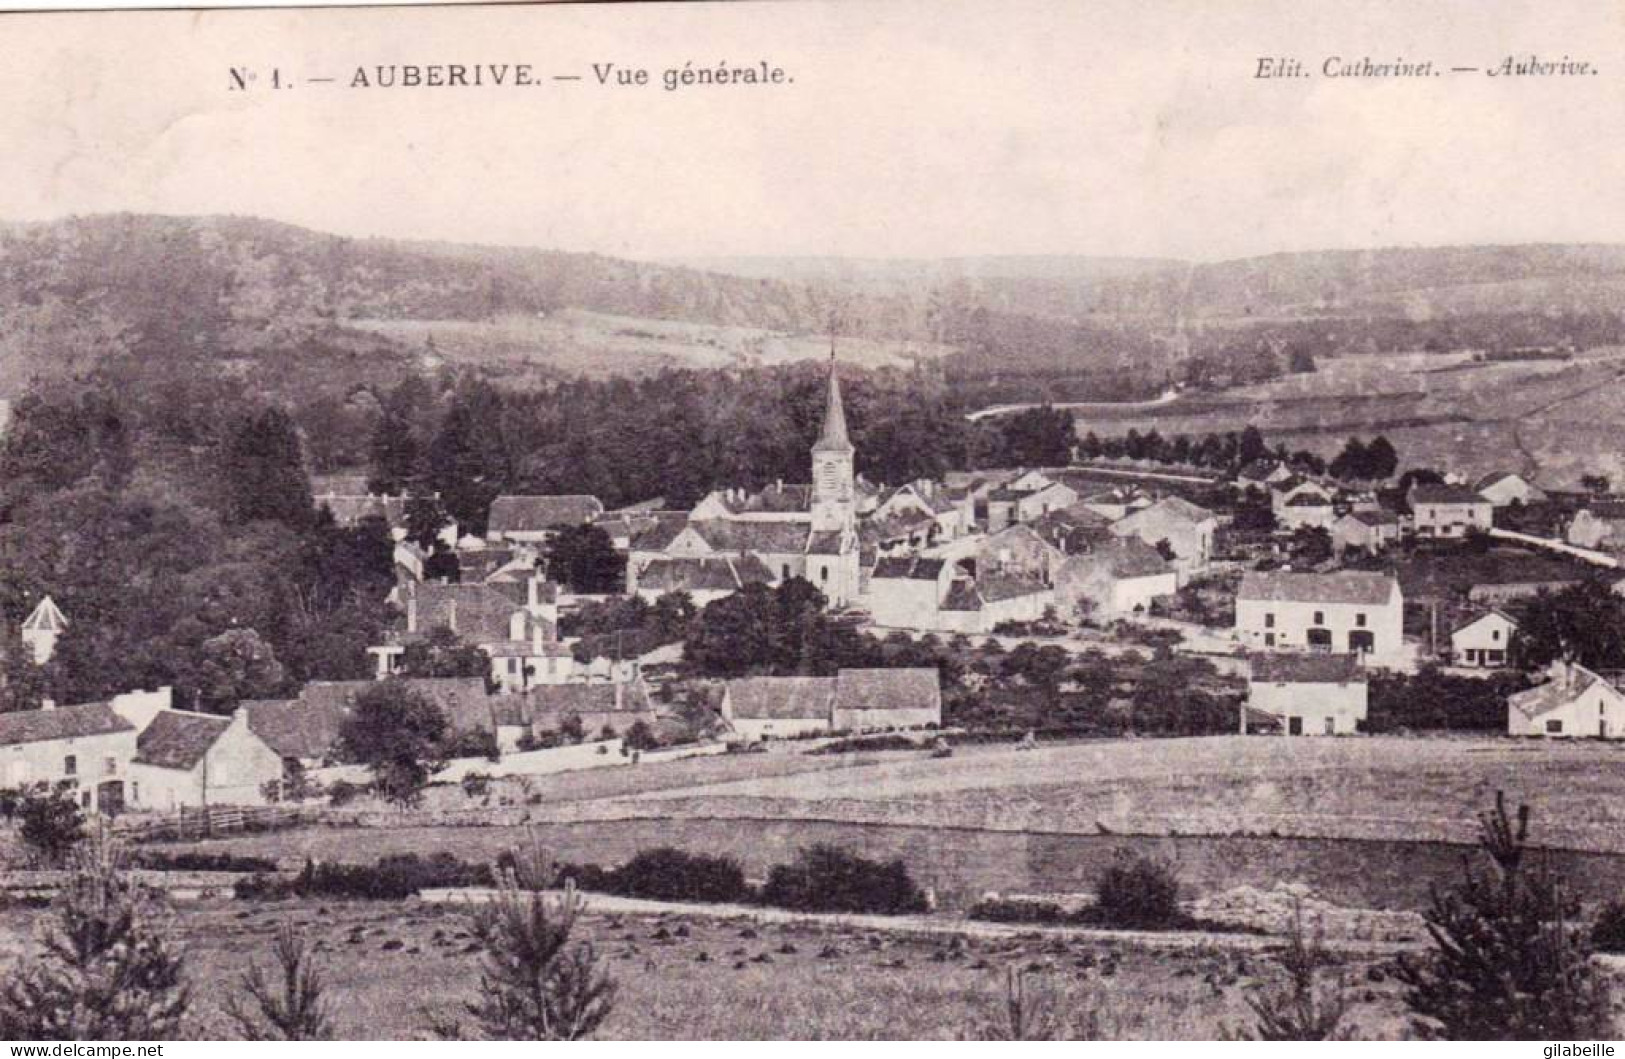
[336,679,450,807]
[426,381,511,536]
[543,524,624,595]
[222,407,314,529]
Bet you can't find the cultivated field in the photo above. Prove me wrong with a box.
[1070,347,1625,488]
[0,899,1417,1039]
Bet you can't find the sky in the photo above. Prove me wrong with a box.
[0,0,1622,262]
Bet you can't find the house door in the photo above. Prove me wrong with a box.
[1349,630,1375,654]
[1602,719,1610,739]
[1307,628,1332,651]
[96,780,125,817]
[1287,717,1303,736]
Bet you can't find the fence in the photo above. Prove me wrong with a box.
[115,804,315,843]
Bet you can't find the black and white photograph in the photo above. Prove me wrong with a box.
[1,0,1624,1042]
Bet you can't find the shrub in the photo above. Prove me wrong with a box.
[237,853,492,901]
[808,734,922,755]
[0,836,189,1039]
[623,720,660,752]
[130,850,277,874]
[225,924,333,1040]
[12,782,86,865]
[1094,851,1181,929]
[967,898,1071,925]
[610,848,750,904]
[1397,792,1614,1039]
[326,780,364,807]
[461,772,493,800]
[1230,902,1351,1040]
[1592,900,1625,954]
[761,844,928,915]
[435,875,616,1040]
[442,728,501,764]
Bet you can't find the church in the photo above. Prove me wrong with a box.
[626,357,865,606]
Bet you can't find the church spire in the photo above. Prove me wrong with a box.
[812,352,853,454]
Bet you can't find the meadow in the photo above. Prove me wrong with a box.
[0,898,1417,1039]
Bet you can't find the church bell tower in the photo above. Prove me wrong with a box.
[810,354,856,534]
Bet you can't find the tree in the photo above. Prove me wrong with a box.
[441,872,616,1040]
[12,782,86,865]
[1508,581,1625,671]
[221,407,314,529]
[225,924,334,1040]
[195,627,286,713]
[543,524,624,595]
[1396,793,1613,1039]
[399,625,490,680]
[1238,425,1270,468]
[426,381,511,535]
[0,836,189,1040]
[336,679,450,807]
[404,492,453,551]
[1232,901,1351,1040]
[1581,474,1611,496]
[998,405,1074,467]
[1328,438,1370,481]
[1364,436,1399,480]
[1287,347,1317,374]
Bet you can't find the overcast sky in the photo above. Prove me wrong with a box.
[1,0,1621,261]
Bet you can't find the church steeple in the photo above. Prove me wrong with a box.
[812,353,853,455]
[809,353,855,534]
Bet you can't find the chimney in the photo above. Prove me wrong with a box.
[40,697,55,711]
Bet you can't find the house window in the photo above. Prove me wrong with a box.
[1547,719,1564,734]
[1264,633,1276,647]
[1492,629,1500,641]
[820,566,829,582]
[81,791,91,809]
[781,564,791,580]
[1264,613,1275,629]
[1313,611,1324,625]
[103,757,117,776]
[1356,613,1367,628]
[131,783,139,804]
[1324,718,1336,735]
[63,755,76,777]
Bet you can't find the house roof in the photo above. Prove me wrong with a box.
[1096,537,1173,579]
[487,495,604,534]
[248,677,494,758]
[806,530,847,556]
[637,555,774,594]
[1238,459,1282,482]
[1410,484,1488,505]
[507,681,656,726]
[629,514,693,552]
[1474,471,1528,492]
[871,556,946,581]
[1126,496,1216,526]
[400,582,524,645]
[1249,652,1366,685]
[133,710,231,770]
[832,668,940,713]
[738,483,813,514]
[689,519,811,555]
[1285,492,1334,508]
[1238,570,1399,607]
[317,494,406,526]
[1028,506,1114,552]
[1507,664,1618,721]
[1343,509,1400,527]
[1451,609,1520,637]
[1578,502,1625,522]
[311,473,371,495]
[860,510,939,545]
[0,702,134,748]
[726,676,835,720]
[21,596,67,634]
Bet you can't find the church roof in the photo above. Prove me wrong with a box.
[21,596,67,634]
[811,356,854,454]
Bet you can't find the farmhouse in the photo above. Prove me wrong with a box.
[631,554,775,606]
[865,555,1051,633]
[1331,510,1400,556]
[499,679,659,750]
[245,677,492,768]
[19,595,67,665]
[486,494,605,546]
[1237,458,1293,489]
[1246,652,1368,736]
[719,667,941,741]
[1409,484,1492,538]
[1475,472,1548,508]
[1506,660,1625,739]
[1272,479,1337,530]
[1054,538,1177,620]
[1450,610,1518,668]
[977,523,1066,583]
[129,708,283,808]
[369,575,574,691]
[1235,570,1404,659]
[0,687,171,812]
[1566,503,1625,553]
[1109,496,1216,581]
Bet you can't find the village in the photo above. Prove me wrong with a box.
[4,355,1624,818]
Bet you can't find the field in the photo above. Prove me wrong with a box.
[1068,347,1625,488]
[166,736,1625,911]
[352,309,951,382]
[0,898,1416,1039]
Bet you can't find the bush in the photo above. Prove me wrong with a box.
[807,734,922,755]
[10,783,86,865]
[460,772,493,799]
[326,780,364,807]
[623,720,660,752]
[442,728,501,763]
[1592,900,1625,954]
[237,853,492,901]
[130,850,277,874]
[760,844,928,915]
[967,898,1072,925]
[1094,851,1181,929]
[609,848,750,904]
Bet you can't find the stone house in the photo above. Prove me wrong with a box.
[1566,503,1625,552]
[1409,484,1493,538]
[0,688,172,813]
[1235,570,1404,660]
[1506,660,1625,739]
[1054,538,1178,620]
[1474,472,1548,508]
[129,708,284,808]
[486,495,605,547]
[865,555,1051,634]
[1331,510,1401,555]
[1109,496,1217,582]
[1450,610,1518,668]
[719,667,941,742]
[1246,652,1368,736]
[370,575,574,692]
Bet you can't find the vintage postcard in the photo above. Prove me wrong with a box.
[0,0,1623,1043]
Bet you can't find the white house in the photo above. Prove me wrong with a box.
[1246,652,1368,736]
[128,708,284,808]
[1409,484,1493,538]
[1331,510,1401,556]
[1450,610,1518,668]
[0,687,172,813]
[1567,504,1625,553]
[1272,479,1337,530]
[865,555,1052,634]
[1235,570,1404,660]
[1109,496,1217,582]
[370,575,575,692]
[1474,472,1548,509]
[719,668,941,742]
[1054,538,1178,620]
[19,596,68,665]
[1506,660,1625,739]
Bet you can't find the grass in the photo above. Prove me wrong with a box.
[0,899,1415,1039]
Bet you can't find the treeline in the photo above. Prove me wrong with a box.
[1076,424,1400,482]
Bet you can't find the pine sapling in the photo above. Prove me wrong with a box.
[225,924,334,1040]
